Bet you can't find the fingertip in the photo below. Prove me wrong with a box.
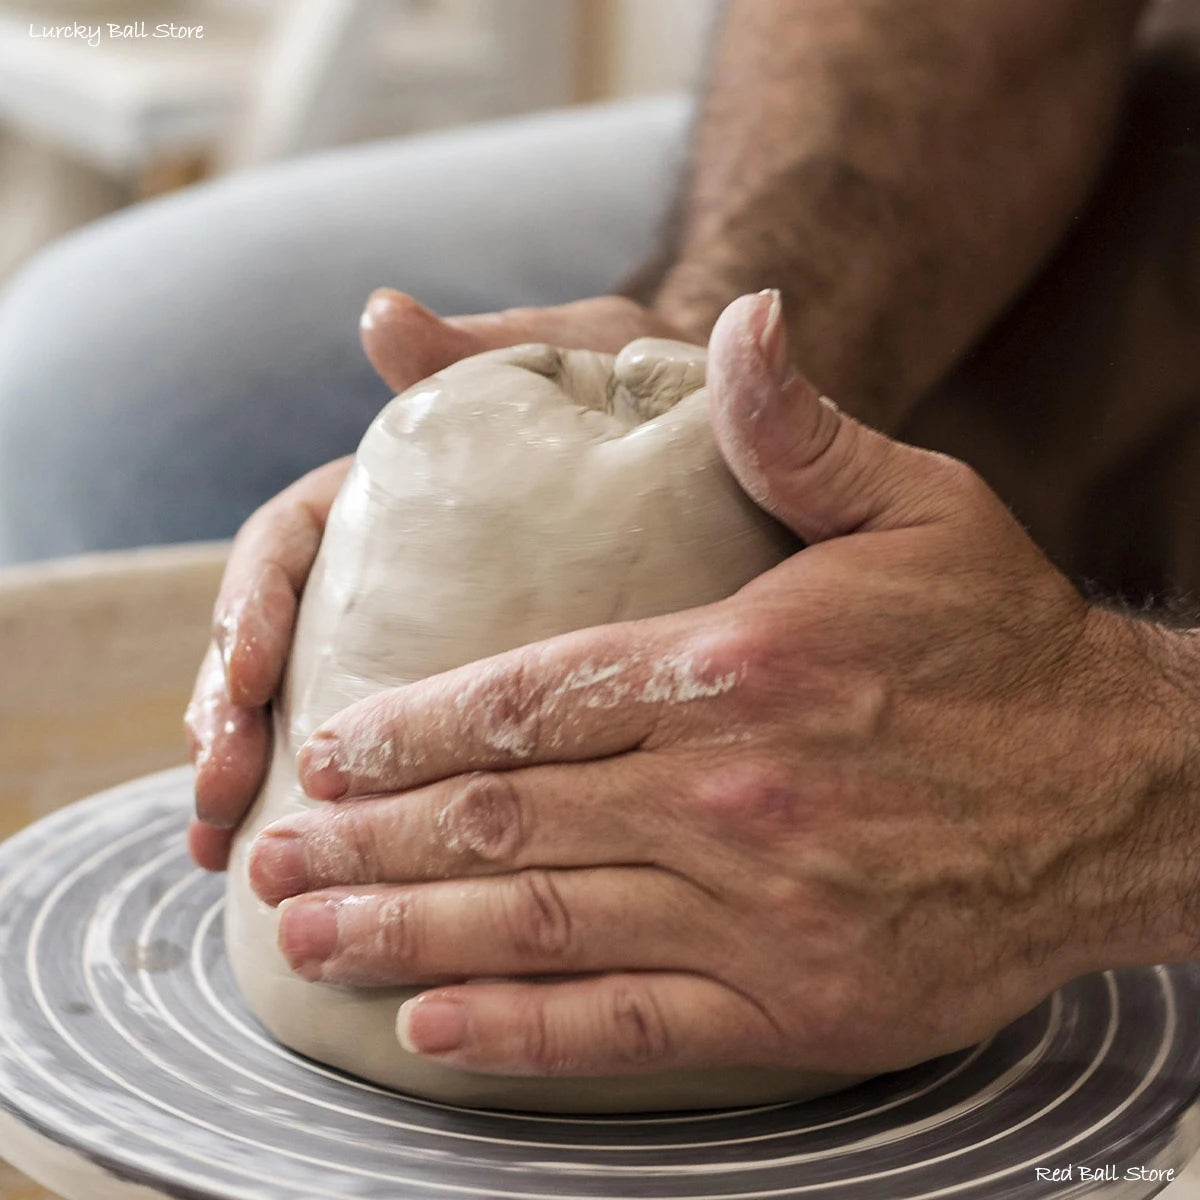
[248,828,308,906]
[296,733,348,800]
[192,704,270,827]
[277,896,338,979]
[397,992,468,1057]
[709,292,771,362]
[360,288,426,335]
[708,290,800,402]
[361,290,475,392]
[188,819,233,872]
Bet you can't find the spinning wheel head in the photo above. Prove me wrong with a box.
[0,767,1198,1199]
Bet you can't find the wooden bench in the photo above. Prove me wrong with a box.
[0,543,225,1198]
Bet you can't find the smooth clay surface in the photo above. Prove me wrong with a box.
[226,338,854,1112]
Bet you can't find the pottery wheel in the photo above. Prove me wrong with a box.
[1,767,1198,1200]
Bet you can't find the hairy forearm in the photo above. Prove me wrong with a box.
[649,0,1148,429]
[1131,619,1200,963]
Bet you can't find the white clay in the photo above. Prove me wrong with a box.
[226,339,855,1111]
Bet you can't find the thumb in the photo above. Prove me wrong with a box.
[707,291,964,543]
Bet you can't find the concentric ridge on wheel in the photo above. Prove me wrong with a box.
[0,767,1197,1199]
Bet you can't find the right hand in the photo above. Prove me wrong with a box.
[186,290,689,870]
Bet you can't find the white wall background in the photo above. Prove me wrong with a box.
[582,0,714,99]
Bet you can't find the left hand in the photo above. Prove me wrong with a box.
[248,291,1187,1079]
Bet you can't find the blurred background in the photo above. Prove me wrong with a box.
[0,0,712,286]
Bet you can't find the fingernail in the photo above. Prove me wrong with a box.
[300,733,348,800]
[279,898,339,979]
[361,287,413,333]
[397,995,467,1055]
[753,288,788,383]
[250,832,308,904]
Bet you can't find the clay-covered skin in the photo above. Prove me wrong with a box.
[226,338,849,1112]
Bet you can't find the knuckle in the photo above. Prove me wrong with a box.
[641,618,773,747]
[519,998,567,1073]
[241,488,320,567]
[794,402,856,481]
[757,869,813,924]
[713,615,776,692]
[466,653,547,761]
[375,893,423,971]
[182,698,203,751]
[675,613,780,710]
[937,454,994,513]
[439,772,526,867]
[184,676,230,765]
[333,809,386,883]
[236,495,285,547]
[506,870,573,959]
[693,760,799,833]
[608,983,671,1066]
[739,771,801,828]
[195,642,228,701]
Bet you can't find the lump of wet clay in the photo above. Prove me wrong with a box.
[226,338,850,1112]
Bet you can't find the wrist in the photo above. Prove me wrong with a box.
[1066,607,1200,971]
[1142,615,1200,961]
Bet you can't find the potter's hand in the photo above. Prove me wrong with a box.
[186,457,349,870]
[245,291,1197,1079]
[186,291,687,870]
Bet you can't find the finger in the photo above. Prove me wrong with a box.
[275,867,713,986]
[394,972,783,1076]
[708,291,973,543]
[211,457,349,707]
[360,290,486,393]
[249,756,675,904]
[448,295,685,354]
[360,290,685,395]
[294,613,742,799]
[185,643,270,828]
[188,818,234,872]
